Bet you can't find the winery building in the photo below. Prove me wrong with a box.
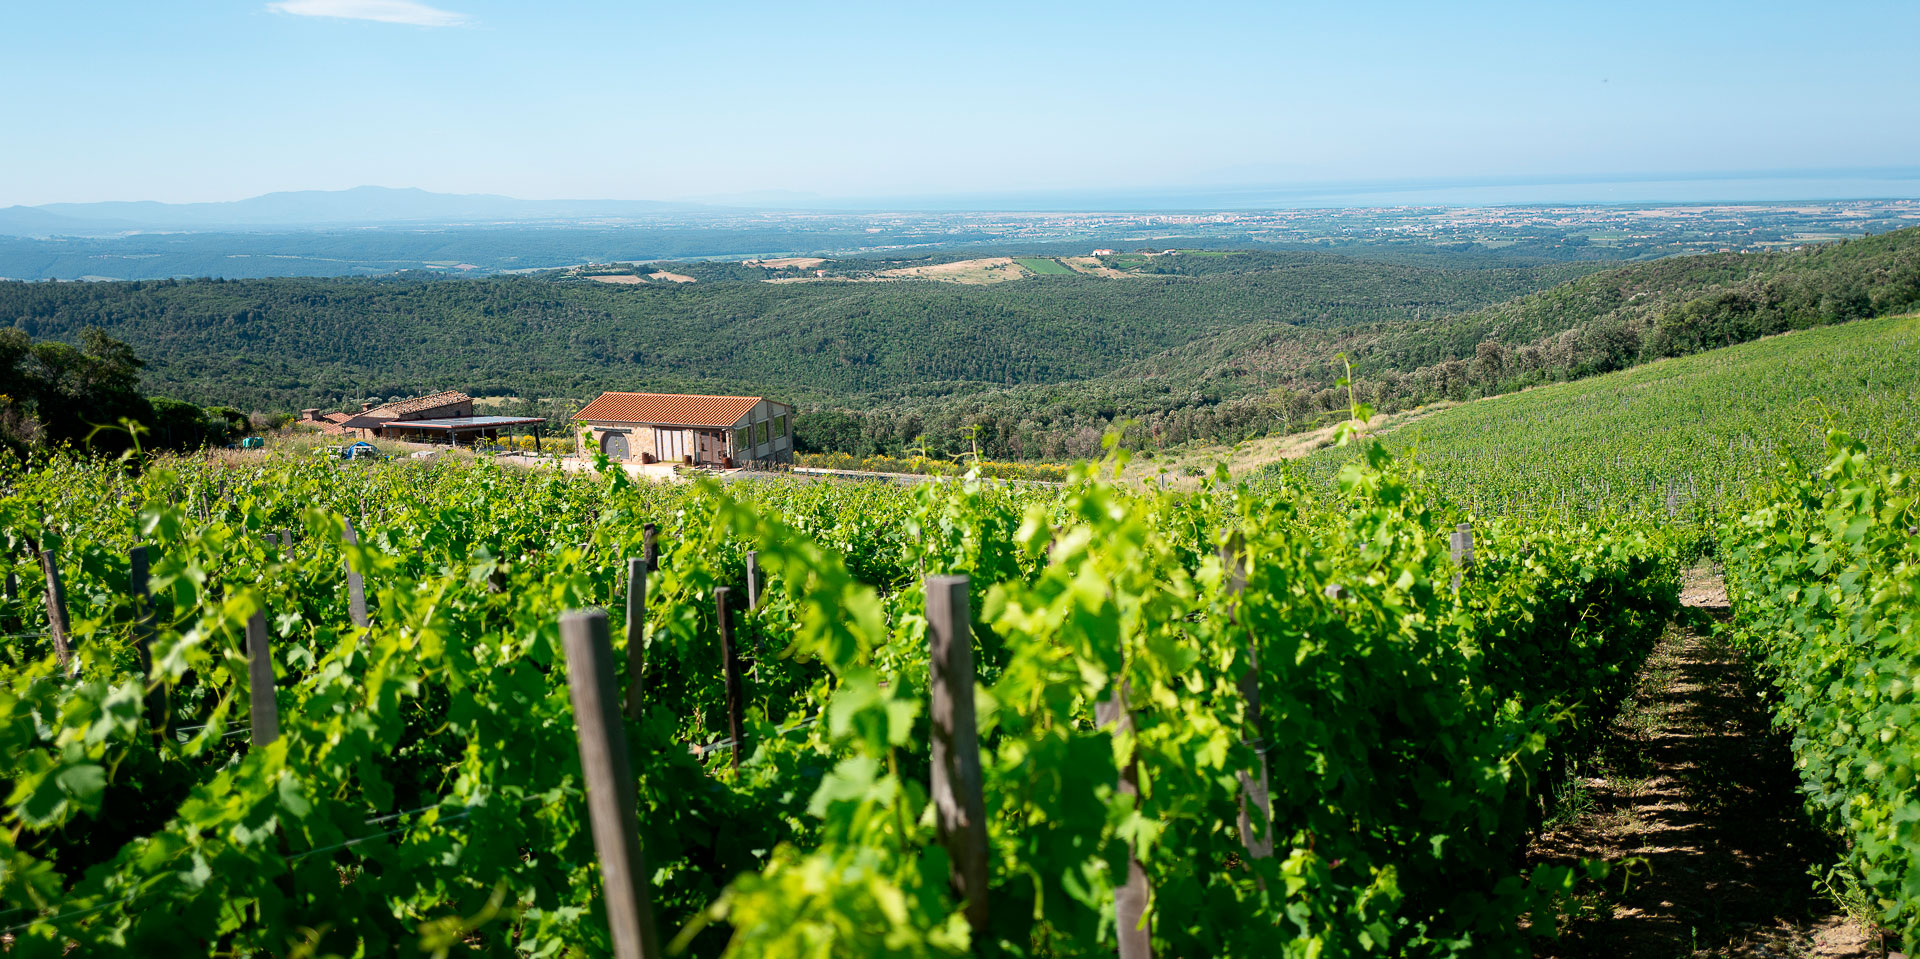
[573,392,795,467]
[300,391,543,445]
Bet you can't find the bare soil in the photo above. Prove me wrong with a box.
[1531,565,1879,958]
[1059,255,1132,278]
[1117,405,1452,489]
[873,257,1030,284]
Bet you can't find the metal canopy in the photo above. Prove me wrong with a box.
[384,416,545,431]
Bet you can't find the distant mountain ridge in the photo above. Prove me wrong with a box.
[12,166,1920,238]
[0,186,704,236]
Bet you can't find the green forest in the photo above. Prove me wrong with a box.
[0,327,250,457]
[0,251,1598,435]
[2,229,1917,460]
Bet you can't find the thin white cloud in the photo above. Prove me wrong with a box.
[267,0,468,27]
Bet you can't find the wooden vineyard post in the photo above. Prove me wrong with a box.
[1220,536,1273,862]
[246,609,280,746]
[715,587,747,772]
[925,574,990,938]
[4,551,17,633]
[743,550,764,657]
[1096,684,1152,959]
[623,557,647,720]
[559,609,664,959]
[342,519,369,631]
[1450,522,1474,591]
[129,546,169,737]
[129,546,152,669]
[39,549,72,669]
[642,523,659,573]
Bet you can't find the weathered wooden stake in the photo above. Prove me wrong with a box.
[130,546,169,736]
[559,608,664,959]
[342,519,369,631]
[246,609,280,746]
[926,574,991,938]
[744,550,761,612]
[715,587,746,772]
[39,549,71,669]
[1450,522,1474,591]
[280,530,293,550]
[128,547,150,654]
[1450,522,1474,566]
[642,523,659,572]
[1096,684,1152,959]
[623,557,647,720]
[1221,537,1273,862]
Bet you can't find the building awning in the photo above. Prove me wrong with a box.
[377,416,544,431]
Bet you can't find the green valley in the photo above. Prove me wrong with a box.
[4,228,1918,463]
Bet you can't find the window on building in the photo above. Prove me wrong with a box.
[655,428,687,461]
[773,414,788,439]
[755,420,770,446]
[733,427,749,452]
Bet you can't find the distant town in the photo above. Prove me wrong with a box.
[5,197,1918,282]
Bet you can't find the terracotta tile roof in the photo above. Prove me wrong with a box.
[366,390,471,418]
[314,412,353,435]
[573,392,773,428]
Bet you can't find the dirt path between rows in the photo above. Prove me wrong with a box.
[1531,565,1880,958]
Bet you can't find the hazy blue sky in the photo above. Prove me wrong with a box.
[4,0,1916,205]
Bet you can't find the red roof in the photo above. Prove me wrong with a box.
[363,391,471,419]
[313,412,354,435]
[572,392,774,428]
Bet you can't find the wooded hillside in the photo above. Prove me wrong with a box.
[3,229,1915,459]
[0,252,1596,412]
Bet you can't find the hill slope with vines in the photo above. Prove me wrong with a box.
[1282,310,1920,519]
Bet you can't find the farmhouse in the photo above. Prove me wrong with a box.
[301,391,544,445]
[573,392,795,467]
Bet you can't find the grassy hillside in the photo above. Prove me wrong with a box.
[1284,311,1920,519]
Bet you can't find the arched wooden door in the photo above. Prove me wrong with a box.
[602,432,629,460]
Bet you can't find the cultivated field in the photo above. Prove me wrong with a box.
[1011,256,1074,275]
[747,257,826,269]
[871,256,1031,284]
[1293,311,1920,518]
